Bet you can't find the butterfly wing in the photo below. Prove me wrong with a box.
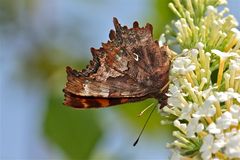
[63,66,150,108]
[64,91,148,109]
[63,18,171,109]
[108,18,170,87]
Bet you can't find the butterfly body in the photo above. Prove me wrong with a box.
[63,18,171,109]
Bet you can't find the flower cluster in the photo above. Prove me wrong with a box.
[161,0,240,159]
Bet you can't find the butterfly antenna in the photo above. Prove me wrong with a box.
[138,102,155,117]
[133,103,157,146]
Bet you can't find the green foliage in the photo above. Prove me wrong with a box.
[0,1,17,23]
[43,94,103,159]
[116,98,173,134]
[150,0,175,39]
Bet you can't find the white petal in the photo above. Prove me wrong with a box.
[207,123,221,134]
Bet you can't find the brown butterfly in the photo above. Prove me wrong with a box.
[63,17,171,109]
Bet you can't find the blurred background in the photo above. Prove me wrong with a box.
[0,0,239,159]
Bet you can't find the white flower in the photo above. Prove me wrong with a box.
[224,88,240,102]
[186,117,204,138]
[230,104,240,121]
[214,137,226,151]
[202,87,216,99]
[224,131,240,158]
[229,58,240,71]
[200,134,215,160]
[175,20,182,30]
[179,103,196,121]
[168,85,181,96]
[207,123,221,134]
[167,85,188,108]
[163,0,240,159]
[171,57,196,75]
[206,6,217,15]
[214,89,240,103]
[193,95,216,118]
[231,28,240,40]
[211,49,236,60]
[214,92,229,102]
[216,111,238,130]
[174,119,187,132]
[214,89,240,102]
[168,96,184,108]
[197,42,204,50]
[191,49,199,57]
[200,134,225,160]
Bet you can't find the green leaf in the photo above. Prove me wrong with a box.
[43,94,103,159]
[114,98,174,137]
[150,0,175,39]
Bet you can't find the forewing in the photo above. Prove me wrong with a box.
[63,17,171,108]
[64,66,151,98]
[108,18,171,87]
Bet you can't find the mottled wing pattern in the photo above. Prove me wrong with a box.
[65,66,151,98]
[63,17,171,109]
[109,18,170,88]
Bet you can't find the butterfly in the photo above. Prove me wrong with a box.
[63,17,171,109]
